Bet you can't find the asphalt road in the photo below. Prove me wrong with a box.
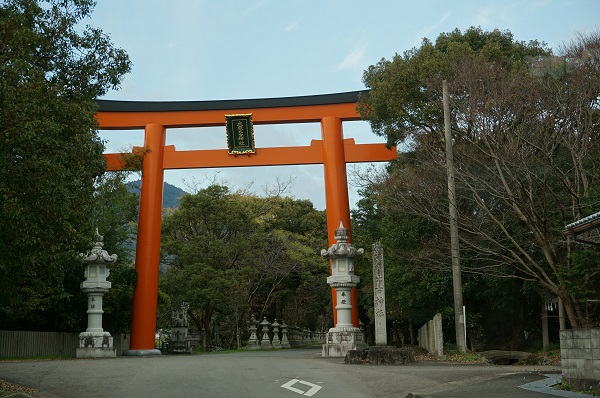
[0,347,580,398]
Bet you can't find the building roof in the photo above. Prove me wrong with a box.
[563,211,600,236]
[96,91,368,113]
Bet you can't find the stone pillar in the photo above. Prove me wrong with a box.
[247,315,260,350]
[372,242,387,346]
[558,297,566,331]
[542,300,549,352]
[321,222,368,357]
[76,231,117,358]
[433,313,444,358]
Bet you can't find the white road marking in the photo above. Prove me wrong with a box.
[281,379,322,396]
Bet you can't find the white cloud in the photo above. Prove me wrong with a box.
[414,10,451,44]
[284,18,301,32]
[475,7,494,26]
[246,0,268,13]
[335,43,367,71]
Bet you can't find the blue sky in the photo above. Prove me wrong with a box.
[92,0,599,210]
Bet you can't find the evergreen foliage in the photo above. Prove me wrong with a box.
[159,185,330,349]
[0,0,131,330]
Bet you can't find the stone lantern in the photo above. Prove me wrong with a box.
[168,302,191,354]
[76,230,117,358]
[247,315,260,350]
[321,221,367,357]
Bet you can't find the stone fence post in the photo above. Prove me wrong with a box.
[418,313,444,358]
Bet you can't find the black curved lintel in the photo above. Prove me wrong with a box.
[97,90,369,113]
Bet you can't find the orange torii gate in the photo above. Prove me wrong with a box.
[97,91,396,354]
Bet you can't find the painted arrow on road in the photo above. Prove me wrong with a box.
[281,379,322,396]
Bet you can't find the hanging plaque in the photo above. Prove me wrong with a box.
[225,113,255,155]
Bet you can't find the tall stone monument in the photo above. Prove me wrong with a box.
[321,222,368,357]
[76,231,117,358]
[372,242,387,346]
[344,243,416,365]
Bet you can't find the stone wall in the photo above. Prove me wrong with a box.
[560,328,600,390]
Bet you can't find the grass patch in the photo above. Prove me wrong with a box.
[0,354,73,362]
[516,349,561,366]
[191,345,249,355]
[555,381,600,396]
[444,350,490,364]
[441,346,490,364]
[412,345,490,364]
[412,345,562,365]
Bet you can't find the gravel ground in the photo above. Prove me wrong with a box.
[0,379,43,398]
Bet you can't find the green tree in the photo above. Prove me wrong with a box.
[160,185,255,347]
[353,185,556,350]
[159,185,329,349]
[92,172,139,333]
[358,28,600,328]
[0,0,131,330]
[352,187,455,345]
[264,198,330,330]
[92,172,139,262]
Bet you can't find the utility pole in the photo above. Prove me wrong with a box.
[443,80,467,352]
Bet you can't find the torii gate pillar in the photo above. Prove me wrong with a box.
[321,116,359,327]
[123,124,165,355]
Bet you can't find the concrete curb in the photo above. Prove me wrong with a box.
[519,374,591,397]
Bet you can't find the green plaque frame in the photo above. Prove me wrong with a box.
[225,113,255,155]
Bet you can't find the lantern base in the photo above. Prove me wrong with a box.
[122,349,162,356]
[75,331,116,358]
[321,327,367,357]
[76,346,116,358]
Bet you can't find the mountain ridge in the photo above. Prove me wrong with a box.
[126,180,187,209]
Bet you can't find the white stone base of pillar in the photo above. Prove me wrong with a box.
[321,327,367,357]
[76,332,116,358]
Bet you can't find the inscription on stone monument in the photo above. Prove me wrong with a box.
[372,242,387,346]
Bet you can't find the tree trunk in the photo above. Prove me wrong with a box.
[187,310,203,336]
[408,316,415,346]
[187,308,214,351]
[510,301,524,351]
[202,309,213,350]
[560,293,583,329]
